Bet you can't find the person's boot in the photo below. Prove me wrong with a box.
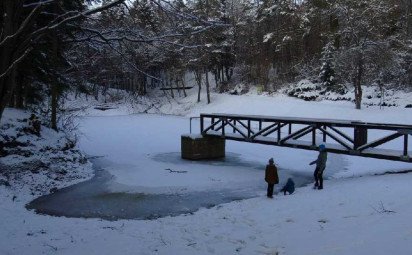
[318,186,323,190]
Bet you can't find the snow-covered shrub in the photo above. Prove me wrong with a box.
[360,86,400,107]
[285,81,412,107]
[104,88,128,103]
[229,84,249,95]
[26,114,41,136]
[286,79,324,101]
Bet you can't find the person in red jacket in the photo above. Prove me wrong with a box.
[265,158,279,198]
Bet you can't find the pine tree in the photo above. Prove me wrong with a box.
[319,43,336,91]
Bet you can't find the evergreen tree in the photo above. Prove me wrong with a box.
[319,43,336,91]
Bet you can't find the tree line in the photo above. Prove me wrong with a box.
[1,0,411,129]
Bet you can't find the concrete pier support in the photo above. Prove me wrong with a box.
[181,134,225,160]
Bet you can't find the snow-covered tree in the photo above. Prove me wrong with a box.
[333,0,400,109]
[0,0,125,123]
[319,43,336,91]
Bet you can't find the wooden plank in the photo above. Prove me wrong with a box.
[236,120,255,135]
[226,120,247,138]
[200,113,412,130]
[204,132,412,162]
[263,123,288,137]
[357,133,403,151]
[280,125,313,144]
[318,127,352,150]
[203,119,222,133]
[250,123,278,139]
[329,126,354,143]
[292,126,315,141]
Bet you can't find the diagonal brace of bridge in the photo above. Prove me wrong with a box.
[199,113,412,163]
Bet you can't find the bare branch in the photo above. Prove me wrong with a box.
[0,5,42,48]
[153,0,229,27]
[23,0,125,45]
[23,0,57,8]
[81,27,164,82]
[0,48,32,80]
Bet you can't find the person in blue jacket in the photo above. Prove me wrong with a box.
[310,144,328,190]
[280,178,295,195]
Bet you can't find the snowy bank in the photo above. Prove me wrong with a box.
[0,109,93,201]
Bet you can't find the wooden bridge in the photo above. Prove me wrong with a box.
[194,113,412,162]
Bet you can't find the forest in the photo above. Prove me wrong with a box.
[1,0,412,128]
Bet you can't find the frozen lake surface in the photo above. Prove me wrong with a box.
[27,154,312,220]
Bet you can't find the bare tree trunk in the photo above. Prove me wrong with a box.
[181,77,187,97]
[195,71,202,103]
[168,72,174,99]
[143,76,147,95]
[225,66,232,82]
[0,1,20,119]
[51,82,58,130]
[213,70,219,89]
[93,84,99,100]
[205,70,211,104]
[354,55,363,110]
[406,0,412,39]
[14,78,24,108]
[0,71,17,118]
[175,75,181,97]
[51,35,59,131]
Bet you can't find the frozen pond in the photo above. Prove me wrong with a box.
[27,155,313,220]
[26,114,339,220]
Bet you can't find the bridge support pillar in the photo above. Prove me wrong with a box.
[181,135,225,160]
[354,127,368,149]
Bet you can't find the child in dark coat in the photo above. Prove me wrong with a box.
[265,158,279,198]
[280,178,295,195]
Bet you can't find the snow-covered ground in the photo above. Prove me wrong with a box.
[1,90,412,254]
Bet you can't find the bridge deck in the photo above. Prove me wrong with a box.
[200,114,412,162]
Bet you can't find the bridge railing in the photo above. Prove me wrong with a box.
[199,113,412,162]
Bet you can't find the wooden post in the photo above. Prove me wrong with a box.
[200,116,204,134]
[259,120,262,131]
[288,123,292,134]
[404,134,408,157]
[277,123,281,142]
[211,117,215,131]
[222,118,226,137]
[323,125,327,142]
[233,120,236,134]
[354,126,368,149]
[248,120,251,138]
[312,125,316,146]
